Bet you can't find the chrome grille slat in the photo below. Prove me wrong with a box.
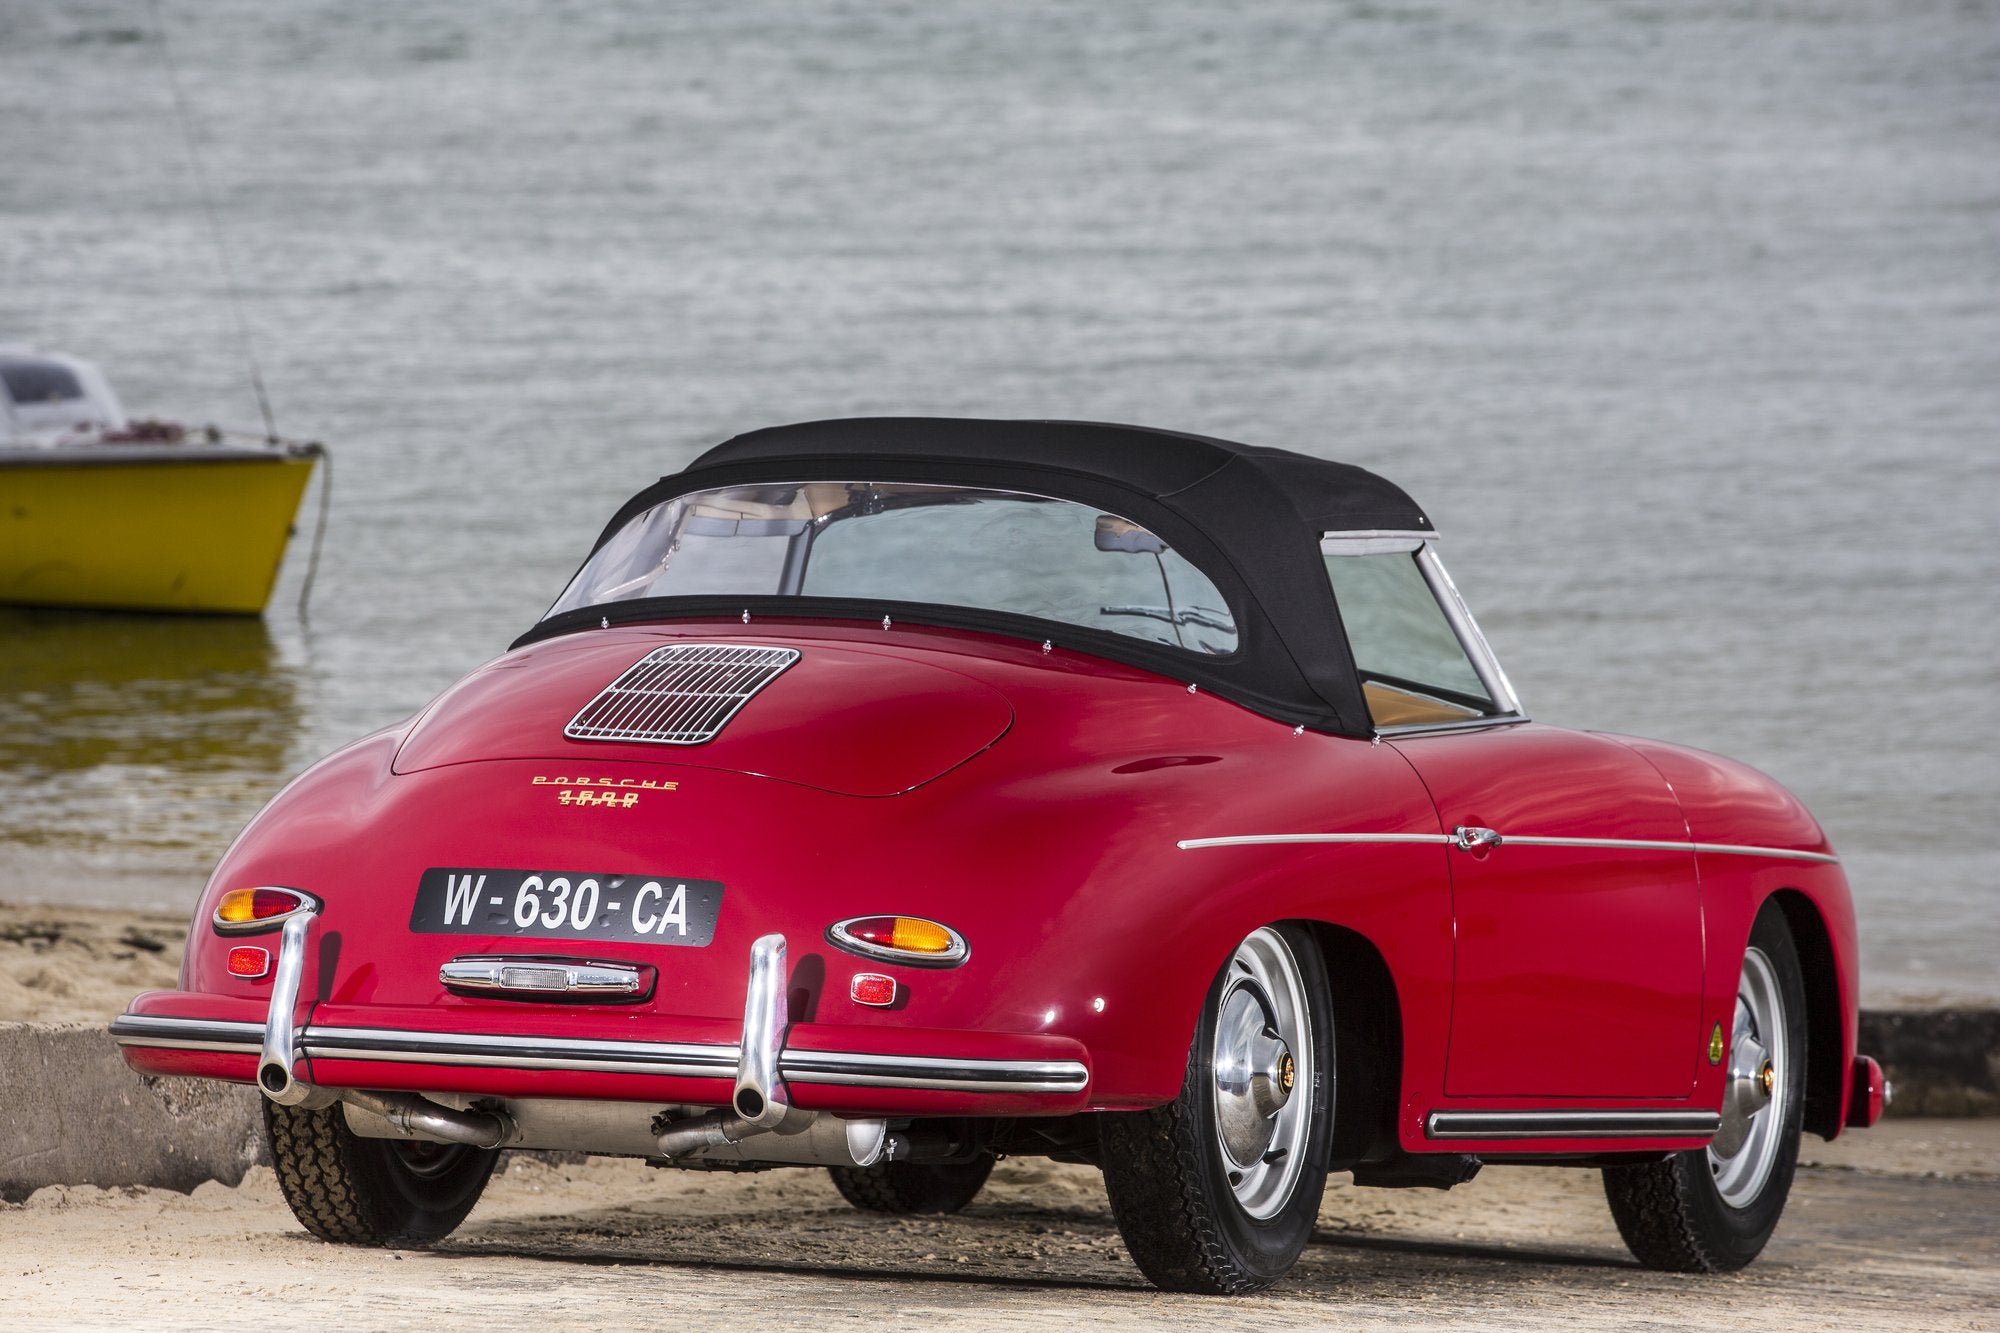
[565,644,799,745]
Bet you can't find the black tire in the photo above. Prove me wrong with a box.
[264,1098,498,1247]
[827,1156,995,1215]
[1602,903,1807,1272]
[1099,923,1333,1293]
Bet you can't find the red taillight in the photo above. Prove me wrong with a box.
[850,973,897,1007]
[226,946,271,978]
[826,915,967,967]
[214,887,312,933]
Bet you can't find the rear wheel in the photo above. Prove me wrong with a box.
[827,1156,995,1215]
[1099,924,1332,1293]
[265,1099,498,1247]
[1602,904,1806,1272]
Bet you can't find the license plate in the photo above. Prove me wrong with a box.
[410,868,724,947]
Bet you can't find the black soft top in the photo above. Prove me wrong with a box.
[522,418,1437,737]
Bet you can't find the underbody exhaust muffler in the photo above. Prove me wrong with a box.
[340,1089,513,1150]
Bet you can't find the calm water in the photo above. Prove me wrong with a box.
[2,1,1995,1003]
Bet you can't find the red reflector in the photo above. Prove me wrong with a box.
[226,946,270,978]
[850,973,897,1007]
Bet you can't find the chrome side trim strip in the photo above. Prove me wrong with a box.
[1501,835,1692,853]
[1693,842,1841,865]
[1178,832,1837,864]
[117,1014,1089,1096]
[1500,836,1838,865]
[1426,1110,1721,1140]
[1176,833,1451,851]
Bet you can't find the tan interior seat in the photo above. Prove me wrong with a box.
[1363,680,1482,729]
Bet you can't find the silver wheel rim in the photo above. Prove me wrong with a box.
[1210,927,1314,1221]
[1708,946,1789,1208]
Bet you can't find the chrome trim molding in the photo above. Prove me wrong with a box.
[303,1026,740,1079]
[1176,832,1452,851]
[115,1014,1089,1096]
[1500,835,1694,854]
[1427,1109,1722,1140]
[1414,544,1525,719]
[1178,831,1837,864]
[1692,842,1840,865]
[782,1050,1091,1094]
[440,956,647,997]
[110,1014,264,1051]
[1319,532,1434,555]
[1497,836,1838,865]
[1375,715,1533,738]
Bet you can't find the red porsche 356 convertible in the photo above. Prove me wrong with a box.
[118,418,1884,1292]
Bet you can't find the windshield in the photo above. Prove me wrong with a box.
[547,482,1239,654]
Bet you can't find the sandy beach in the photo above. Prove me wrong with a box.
[3,1122,1995,1331]
[0,900,187,1025]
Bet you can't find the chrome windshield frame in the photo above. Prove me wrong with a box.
[1318,533,1528,735]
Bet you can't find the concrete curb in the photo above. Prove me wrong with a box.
[3,1009,1993,1199]
[0,1023,263,1202]
[1857,1008,2000,1118]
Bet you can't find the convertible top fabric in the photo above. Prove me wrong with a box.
[521,418,1438,736]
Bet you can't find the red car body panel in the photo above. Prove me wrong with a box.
[124,616,1866,1156]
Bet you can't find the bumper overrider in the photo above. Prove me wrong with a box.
[116,908,1090,1169]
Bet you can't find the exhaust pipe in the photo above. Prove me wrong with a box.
[341,1089,513,1150]
[656,1106,892,1166]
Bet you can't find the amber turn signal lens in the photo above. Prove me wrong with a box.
[214,887,311,933]
[825,915,968,967]
[852,917,952,953]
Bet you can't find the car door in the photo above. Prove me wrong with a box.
[1388,725,1706,1099]
[1322,537,1706,1101]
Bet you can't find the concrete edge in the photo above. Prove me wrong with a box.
[1857,1008,2000,1118]
[0,1023,263,1203]
[3,1009,1993,1198]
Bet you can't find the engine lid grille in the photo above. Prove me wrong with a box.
[564,643,800,745]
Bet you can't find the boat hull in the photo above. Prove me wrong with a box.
[0,445,317,614]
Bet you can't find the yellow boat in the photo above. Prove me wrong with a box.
[0,443,319,614]
[0,348,319,615]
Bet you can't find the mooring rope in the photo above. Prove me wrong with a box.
[148,0,281,445]
[296,443,332,618]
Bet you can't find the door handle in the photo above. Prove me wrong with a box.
[1453,825,1503,853]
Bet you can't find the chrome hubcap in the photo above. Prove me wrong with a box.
[1708,946,1788,1207]
[1210,927,1314,1220]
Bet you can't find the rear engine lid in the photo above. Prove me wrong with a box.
[392,634,1011,797]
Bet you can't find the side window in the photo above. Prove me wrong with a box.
[1322,543,1494,728]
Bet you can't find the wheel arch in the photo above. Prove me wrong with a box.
[1306,921,1404,1170]
[1764,889,1845,1140]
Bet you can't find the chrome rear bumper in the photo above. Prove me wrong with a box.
[112,1012,1091,1096]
